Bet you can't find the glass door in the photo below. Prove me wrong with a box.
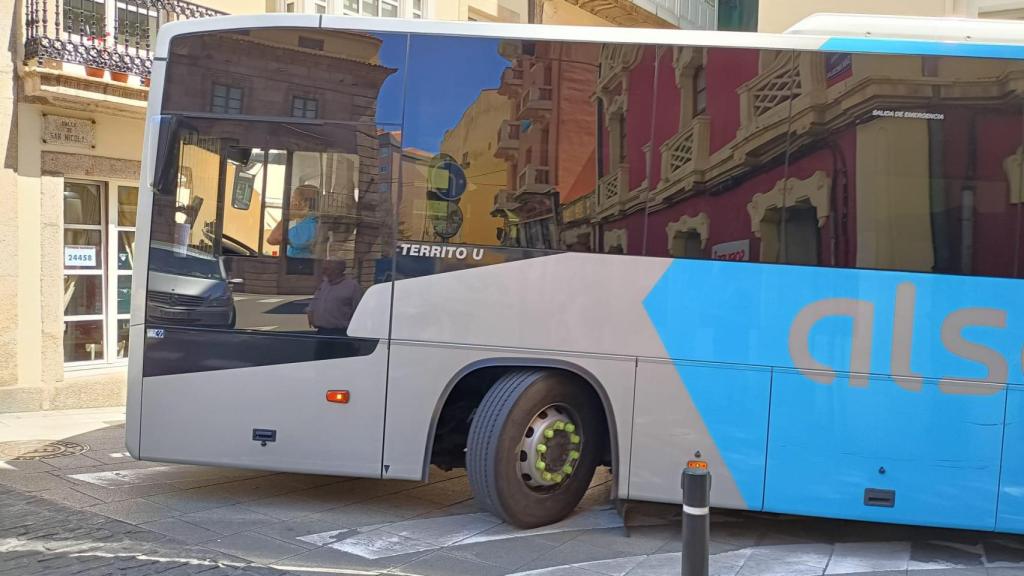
[63,181,106,363]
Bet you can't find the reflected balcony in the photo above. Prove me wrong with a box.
[597,163,629,213]
[516,86,553,121]
[517,165,551,194]
[492,189,519,215]
[498,66,525,96]
[495,120,521,159]
[659,115,710,191]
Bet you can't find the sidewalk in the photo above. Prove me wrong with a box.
[0,406,126,443]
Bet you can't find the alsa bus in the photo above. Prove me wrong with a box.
[128,13,1024,531]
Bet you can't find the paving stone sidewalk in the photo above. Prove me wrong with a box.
[4,410,1024,575]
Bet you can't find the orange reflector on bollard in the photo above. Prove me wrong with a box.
[326,390,350,404]
[687,460,708,470]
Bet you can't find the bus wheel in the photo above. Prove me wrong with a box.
[467,369,604,528]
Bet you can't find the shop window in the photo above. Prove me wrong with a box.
[62,181,137,364]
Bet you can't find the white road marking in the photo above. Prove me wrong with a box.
[825,542,910,574]
[461,507,623,544]
[246,326,280,331]
[68,466,231,487]
[299,507,623,559]
[70,466,180,487]
[299,529,347,547]
[0,462,16,470]
[107,452,129,458]
[258,298,284,303]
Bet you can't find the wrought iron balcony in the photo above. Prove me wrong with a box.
[23,0,224,82]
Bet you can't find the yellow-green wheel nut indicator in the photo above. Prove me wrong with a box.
[564,423,576,433]
[570,434,581,444]
[562,464,573,474]
[536,443,547,453]
[553,421,565,431]
[544,429,555,439]
[536,461,546,471]
[543,472,554,482]
[569,450,580,460]
[552,473,563,482]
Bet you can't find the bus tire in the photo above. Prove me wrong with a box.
[467,368,604,528]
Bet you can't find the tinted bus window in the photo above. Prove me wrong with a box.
[398,36,653,255]
[145,29,407,374]
[637,46,1024,279]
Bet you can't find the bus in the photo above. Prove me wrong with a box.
[128,12,1024,532]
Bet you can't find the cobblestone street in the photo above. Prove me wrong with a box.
[4,409,1024,576]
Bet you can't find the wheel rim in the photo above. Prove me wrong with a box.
[518,403,582,490]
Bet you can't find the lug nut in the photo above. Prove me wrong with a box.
[536,444,547,453]
[536,461,546,471]
[565,423,576,433]
[544,429,555,439]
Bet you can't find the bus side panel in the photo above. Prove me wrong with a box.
[383,341,636,499]
[997,387,1024,533]
[139,345,388,477]
[765,371,1005,531]
[630,359,770,510]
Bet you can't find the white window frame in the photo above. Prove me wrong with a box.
[63,179,107,368]
[63,178,138,369]
[110,182,137,363]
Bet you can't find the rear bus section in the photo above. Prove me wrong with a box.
[129,24,407,477]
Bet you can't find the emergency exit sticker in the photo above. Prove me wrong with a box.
[64,245,96,267]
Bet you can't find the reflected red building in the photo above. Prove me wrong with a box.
[590,45,1024,278]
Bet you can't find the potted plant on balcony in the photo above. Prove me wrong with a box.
[110,70,129,83]
[83,33,109,79]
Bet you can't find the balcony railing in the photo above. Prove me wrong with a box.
[738,52,827,137]
[660,115,710,186]
[23,0,224,81]
[597,164,629,212]
[517,86,553,119]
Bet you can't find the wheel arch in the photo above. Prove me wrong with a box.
[422,357,622,490]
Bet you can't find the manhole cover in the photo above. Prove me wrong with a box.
[0,440,89,461]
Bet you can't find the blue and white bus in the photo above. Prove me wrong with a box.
[128,12,1024,531]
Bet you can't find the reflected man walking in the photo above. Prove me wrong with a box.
[307,260,363,358]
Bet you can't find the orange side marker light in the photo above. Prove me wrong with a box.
[326,390,350,404]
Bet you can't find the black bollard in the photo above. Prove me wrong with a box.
[681,463,710,576]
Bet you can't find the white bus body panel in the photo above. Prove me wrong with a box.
[138,346,388,476]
